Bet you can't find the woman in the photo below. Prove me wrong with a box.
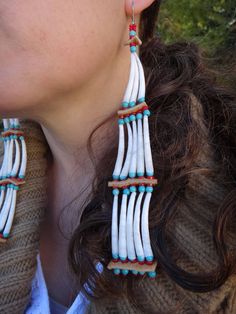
[0,0,235,313]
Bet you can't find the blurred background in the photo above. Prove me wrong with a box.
[158,0,236,87]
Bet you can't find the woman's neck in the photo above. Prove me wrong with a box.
[33,45,131,233]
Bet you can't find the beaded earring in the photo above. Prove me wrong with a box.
[0,119,27,242]
[107,1,158,278]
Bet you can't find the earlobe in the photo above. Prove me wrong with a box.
[125,0,156,17]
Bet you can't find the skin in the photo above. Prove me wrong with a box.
[0,0,155,307]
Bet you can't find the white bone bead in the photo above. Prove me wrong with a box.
[9,119,15,127]
[112,124,125,179]
[133,192,145,260]
[111,194,119,258]
[0,187,13,231]
[118,193,128,260]
[0,141,7,178]
[7,138,14,176]
[3,119,9,130]
[141,192,153,258]
[1,140,10,178]
[143,115,154,175]
[126,191,137,260]
[0,189,5,208]
[11,139,20,177]
[3,188,17,237]
[137,119,145,176]
[19,137,27,177]
[120,122,133,179]
[129,120,137,177]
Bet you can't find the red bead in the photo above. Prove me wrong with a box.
[130,259,137,264]
[138,260,145,265]
[130,42,137,47]
[129,24,137,31]
[145,260,154,266]
[112,259,119,263]
[147,176,154,179]
[121,258,129,264]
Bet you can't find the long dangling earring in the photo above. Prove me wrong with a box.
[0,118,27,242]
[107,1,158,278]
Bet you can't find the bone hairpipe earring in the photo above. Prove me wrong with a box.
[107,2,158,278]
[0,119,27,242]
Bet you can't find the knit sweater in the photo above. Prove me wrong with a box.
[0,119,235,314]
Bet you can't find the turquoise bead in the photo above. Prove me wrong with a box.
[3,233,9,238]
[119,175,127,180]
[0,186,6,190]
[129,101,135,107]
[130,46,136,53]
[137,172,144,177]
[122,101,129,108]
[118,119,124,125]
[147,171,154,176]
[113,269,120,275]
[124,117,130,123]
[132,270,138,275]
[120,256,127,261]
[129,30,136,36]
[137,256,145,262]
[112,188,119,196]
[146,186,153,193]
[148,271,157,278]
[129,114,136,121]
[19,136,24,140]
[19,175,25,179]
[138,97,145,103]
[146,256,154,262]
[143,110,151,116]
[113,175,119,180]
[139,271,145,275]
[136,113,143,120]
[122,269,129,275]
[129,172,136,178]
[129,186,136,193]
[112,253,119,259]
[138,186,146,193]
[123,188,130,195]
[13,186,19,191]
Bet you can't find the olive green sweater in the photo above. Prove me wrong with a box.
[0,120,235,314]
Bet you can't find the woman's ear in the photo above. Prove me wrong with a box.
[125,0,156,17]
